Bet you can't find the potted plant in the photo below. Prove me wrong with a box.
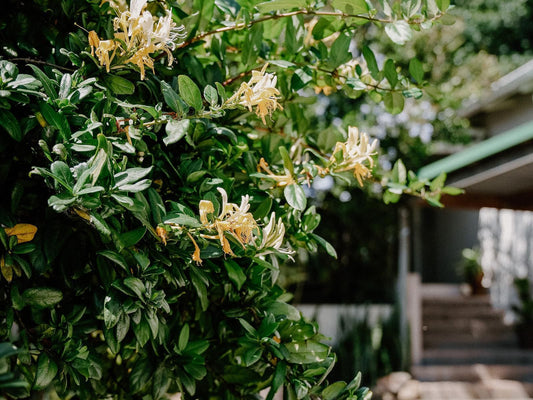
[459,248,486,295]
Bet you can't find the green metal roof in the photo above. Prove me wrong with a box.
[418,119,533,180]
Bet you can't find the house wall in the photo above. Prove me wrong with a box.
[416,208,480,283]
[482,94,533,136]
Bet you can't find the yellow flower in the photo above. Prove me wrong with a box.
[186,232,202,265]
[257,158,295,187]
[90,0,185,79]
[227,64,283,124]
[198,188,258,256]
[330,126,378,186]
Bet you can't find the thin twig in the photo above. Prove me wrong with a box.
[179,9,442,48]
[8,58,76,73]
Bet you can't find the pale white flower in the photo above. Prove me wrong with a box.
[330,126,378,186]
[227,64,283,124]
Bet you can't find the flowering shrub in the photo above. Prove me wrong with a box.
[0,0,457,399]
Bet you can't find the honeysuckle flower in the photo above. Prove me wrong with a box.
[195,188,259,257]
[256,213,293,257]
[330,126,378,186]
[257,158,295,187]
[227,64,283,124]
[186,231,202,265]
[88,0,185,79]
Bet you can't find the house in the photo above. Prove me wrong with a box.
[405,59,533,365]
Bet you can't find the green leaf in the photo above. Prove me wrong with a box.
[329,33,352,69]
[178,324,189,352]
[203,84,218,106]
[441,186,464,195]
[322,381,347,400]
[114,166,153,188]
[256,0,306,13]
[267,301,300,321]
[39,102,71,140]
[383,91,405,114]
[116,313,130,343]
[98,250,129,272]
[331,0,369,14]
[310,233,338,258]
[0,109,22,141]
[383,59,398,88]
[51,161,74,189]
[103,75,135,95]
[164,119,190,146]
[392,159,407,185]
[28,65,58,100]
[119,227,146,248]
[58,73,72,99]
[161,81,189,115]
[266,361,286,400]
[152,366,171,400]
[435,0,450,11]
[346,372,362,391]
[222,365,261,384]
[164,214,201,228]
[362,46,379,79]
[133,317,151,347]
[284,184,306,211]
[224,259,247,290]
[178,75,203,111]
[284,341,330,364]
[123,277,145,298]
[23,288,62,308]
[409,58,424,83]
[430,172,446,191]
[190,270,209,311]
[33,353,58,390]
[385,20,412,45]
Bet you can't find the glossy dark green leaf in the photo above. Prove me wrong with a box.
[322,381,347,400]
[0,109,22,141]
[178,75,203,111]
[104,75,135,95]
[224,259,246,290]
[33,353,58,390]
[178,324,189,352]
[23,288,62,308]
[284,341,330,364]
[362,46,379,79]
[384,59,398,88]
[28,65,58,100]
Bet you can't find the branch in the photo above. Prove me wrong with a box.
[179,9,440,49]
[8,58,75,73]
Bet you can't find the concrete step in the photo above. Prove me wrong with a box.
[412,364,533,383]
[422,348,533,365]
[423,331,518,349]
[423,318,512,336]
[423,307,505,319]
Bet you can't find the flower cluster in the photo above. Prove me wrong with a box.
[89,0,185,79]
[329,126,378,186]
[162,188,289,264]
[226,64,283,124]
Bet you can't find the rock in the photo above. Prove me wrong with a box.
[397,379,420,400]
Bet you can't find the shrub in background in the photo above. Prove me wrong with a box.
[0,0,455,398]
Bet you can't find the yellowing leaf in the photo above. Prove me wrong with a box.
[4,223,38,243]
[0,256,13,282]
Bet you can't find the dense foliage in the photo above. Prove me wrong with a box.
[0,0,456,399]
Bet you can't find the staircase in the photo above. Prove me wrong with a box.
[412,285,533,384]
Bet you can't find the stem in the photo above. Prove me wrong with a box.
[8,58,75,73]
[179,9,443,48]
